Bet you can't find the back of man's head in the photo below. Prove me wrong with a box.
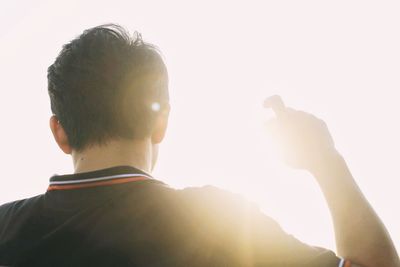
[48,24,169,151]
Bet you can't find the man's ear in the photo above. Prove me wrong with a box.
[49,115,72,154]
[151,105,170,145]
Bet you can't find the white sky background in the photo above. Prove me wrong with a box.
[0,0,399,252]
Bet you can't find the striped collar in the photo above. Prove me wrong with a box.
[48,166,153,191]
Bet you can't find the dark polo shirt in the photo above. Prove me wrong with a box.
[0,166,347,266]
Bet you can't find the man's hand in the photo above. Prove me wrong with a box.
[264,95,336,172]
[263,95,400,267]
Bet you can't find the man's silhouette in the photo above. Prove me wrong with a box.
[0,24,398,267]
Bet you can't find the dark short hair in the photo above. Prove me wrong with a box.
[48,24,169,151]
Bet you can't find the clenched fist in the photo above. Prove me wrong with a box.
[264,95,337,172]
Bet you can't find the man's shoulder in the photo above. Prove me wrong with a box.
[0,194,45,226]
[171,185,282,231]
[170,185,342,266]
[177,185,257,212]
[0,195,44,215]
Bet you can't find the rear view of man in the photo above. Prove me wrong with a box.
[0,24,398,266]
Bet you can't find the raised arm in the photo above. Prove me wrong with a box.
[264,96,399,267]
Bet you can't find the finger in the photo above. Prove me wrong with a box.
[263,95,286,118]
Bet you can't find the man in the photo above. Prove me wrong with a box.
[0,24,398,266]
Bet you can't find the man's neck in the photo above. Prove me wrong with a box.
[71,138,153,174]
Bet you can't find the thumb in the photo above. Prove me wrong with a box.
[263,95,286,118]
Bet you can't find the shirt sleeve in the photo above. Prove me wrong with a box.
[178,185,346,267]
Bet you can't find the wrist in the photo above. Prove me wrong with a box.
[308,149,345,178]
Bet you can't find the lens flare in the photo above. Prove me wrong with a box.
[151,102,161,112]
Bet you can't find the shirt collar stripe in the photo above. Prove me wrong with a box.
[47,176,150,191]
[49,173,152,185]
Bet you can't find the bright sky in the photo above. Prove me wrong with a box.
[1,0,399,252]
